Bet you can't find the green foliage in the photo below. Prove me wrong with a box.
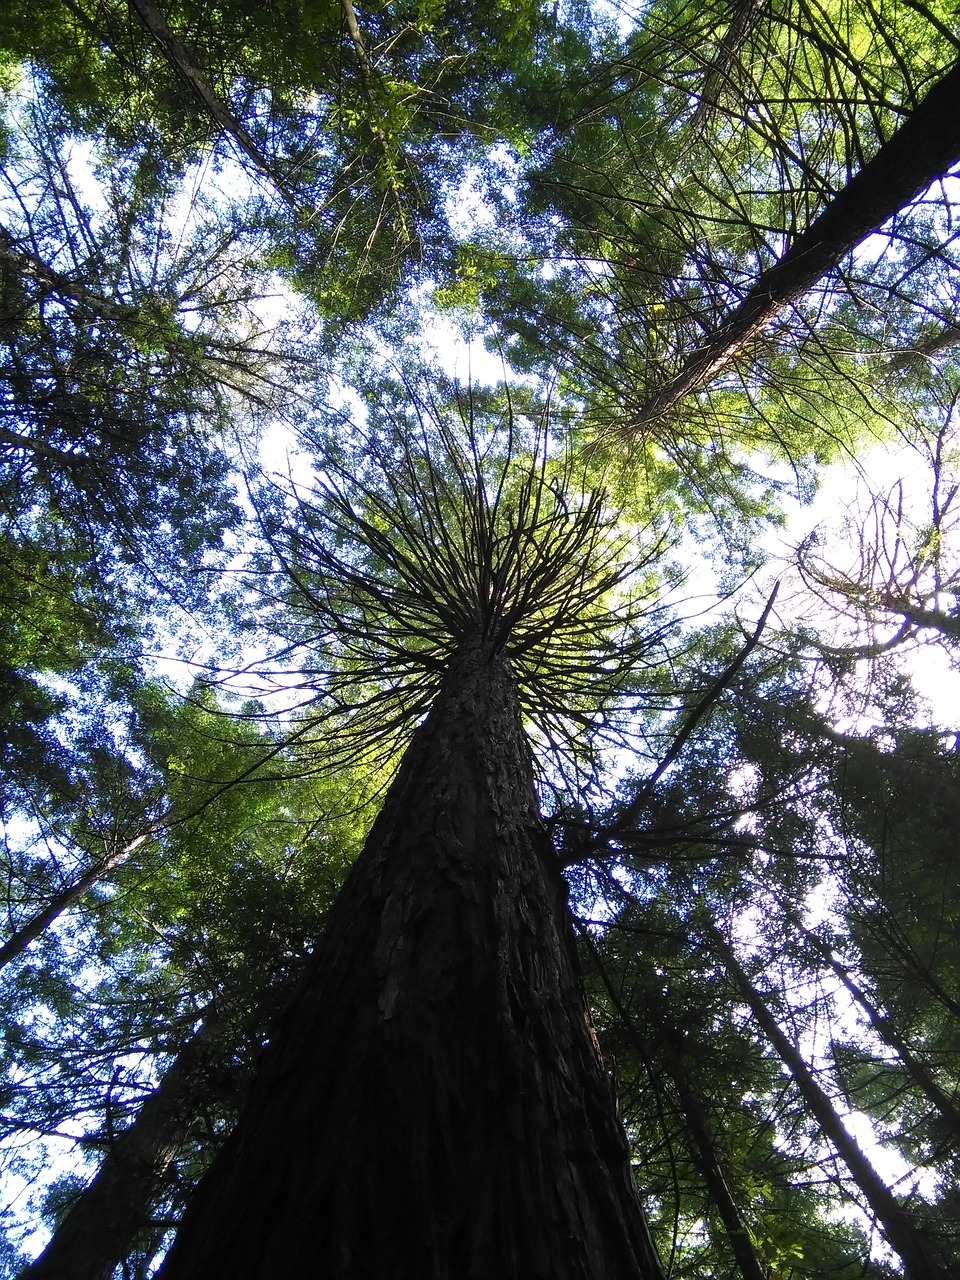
[3,0,960,1274]
[466,0,960,472]
[250,375,681,797]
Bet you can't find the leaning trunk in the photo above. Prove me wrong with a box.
[640,994,767,1280]
[0,833,150,972]
[126,0,292,201]
[704,919,954,1280]
[581,925,766,1280]
[813,939,960,1143]
[157,641,664,1279]
[634,57,960,426]
[21,1004,234,1280]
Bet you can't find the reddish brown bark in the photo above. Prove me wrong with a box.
[157,641,665,1279]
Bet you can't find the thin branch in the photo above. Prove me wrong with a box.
[571,582,780,861]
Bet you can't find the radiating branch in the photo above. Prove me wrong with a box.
[259,391,677,783]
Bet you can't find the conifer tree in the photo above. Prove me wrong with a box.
[4,1,960,1275]
[156,401,674,1279]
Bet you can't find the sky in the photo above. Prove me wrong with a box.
[5,71,960,1273]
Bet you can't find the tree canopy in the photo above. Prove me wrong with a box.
[2,1,960,1276]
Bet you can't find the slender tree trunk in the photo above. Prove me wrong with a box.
[634,57,960,427]
[336,0,415,242]
[856,907,960,1022]
[0,744,284,971]
[125,0,295,203]
[808,934,960,1142]
[0,834,150,972]
[704,919,953,1280]
[0,425,89,467]
[0,228,136,324]
[19,1004,234,1280]
[640,994,768,1280]
[583,926,767,1280]
[157,641,665,1279]
[689,0,766,128]
[889,323,960,370]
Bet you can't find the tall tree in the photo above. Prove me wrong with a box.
[155,403,673,1278]
[701,915,953,1280]
[6,1,960,1275]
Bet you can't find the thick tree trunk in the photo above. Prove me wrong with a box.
[20,1004,233,1280]
[157,641,665,1279]
[634,57,960,427]
[704,920,954,1280]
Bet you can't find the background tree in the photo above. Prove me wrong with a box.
[0,681,366,1274]
[3,0,960,1276]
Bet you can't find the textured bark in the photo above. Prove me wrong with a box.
[158,641,665,1279]
[634,57,960,427]
[20,1005,232,1280]
[706,921,954,1280]
[689,0,766,129]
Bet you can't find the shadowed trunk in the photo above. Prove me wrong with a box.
[20,1004,233,1280]
[857,907,960,1023]
[584,925,767,1280]
[704,918,954,1280]
[157,640,665,1279]
[640,994,767,1280]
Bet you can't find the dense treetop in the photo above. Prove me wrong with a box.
[2,0,960,1275]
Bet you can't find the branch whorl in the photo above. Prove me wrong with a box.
[267,393,675,781]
